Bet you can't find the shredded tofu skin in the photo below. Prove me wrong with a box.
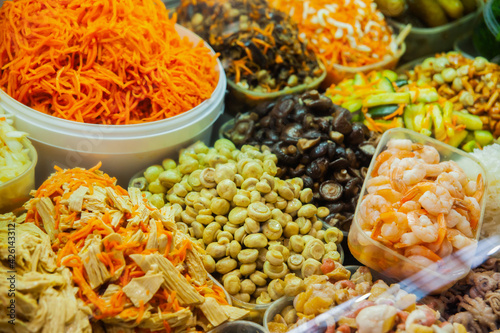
[18,164,248,332]
[471,144,500,238]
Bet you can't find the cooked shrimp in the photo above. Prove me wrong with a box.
[390,158,426,192]
[443,161,468,186]
[398,200,421,214]
[445,209,467,228]
[371,211,408,242]
[395,232,421,248]
[366,175,390,188]
[405,305,438,330]
[427,236,453,258]
[386,139,423,151]
[414,145,440,164]
[473,174,484,202]
[447,229,476,250]
[403,183,454,216]
[406,255,436,268]
[464,180,477,197]
[374,187,403,204]
[372,150,414,177]
[404,245,441,262]
[456,218,473,238]
[454,196,481,229]
[436,172,464,199]
[358,194,392,229]
[407,211,438,243]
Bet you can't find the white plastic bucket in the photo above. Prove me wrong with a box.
[0,24,226,186]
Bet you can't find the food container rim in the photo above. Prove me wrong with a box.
[0,136,38,190]
[227,60,327,99]
[329,42,406,73]
[207,320,267,333]
[388,0,484,33]
[349,127,489,280]
[0,24,225,131]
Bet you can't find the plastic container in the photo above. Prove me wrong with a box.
[208,320,266,333]
[348,128,488,294]
[388,0,484,62]
[472,0,500,61]
[0,24,226,187]
[0,136,37,214]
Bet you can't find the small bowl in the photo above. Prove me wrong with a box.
[322,43,406,88]
[0,136,37,214]
[263,266,388,332]
[388,0,484,62]
[208,320,267,333]
[230,242,344,325]
[226,61,327,112]
[348,128,488,294]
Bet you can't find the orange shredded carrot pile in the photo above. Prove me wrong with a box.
[0,0,218,125]
[24,163,232,328]
[269,0,398,69]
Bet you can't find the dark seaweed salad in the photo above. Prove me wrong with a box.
[473,0,500,61]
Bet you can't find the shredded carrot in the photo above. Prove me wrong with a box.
[0,0,218,125]
[269,0,399,70]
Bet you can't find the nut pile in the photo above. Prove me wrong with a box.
[404,52,500,138]
[130,139,343,304]
[224,91,380,232]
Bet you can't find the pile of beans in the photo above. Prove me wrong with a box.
[130,139,343,304]
[224,90,380,232]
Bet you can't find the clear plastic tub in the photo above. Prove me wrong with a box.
[0,24,226,187]
[388,0,484,62]
[348,128,488,294]
[0,136,37,214]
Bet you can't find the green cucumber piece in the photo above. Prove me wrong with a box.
[447,130,469,147]
[382,70,398,82]
[430,104,446,141]
[353,73,366,86]
[403,105,415,131]
[474,130,494,147]
[409,88,439,103]
[462,140,480,152]
[368,104,399,118]
[363,92,411,107]
[377,77,396,93]
[394,79,408,88]
[342,99,363,113]
[453,111,484,130]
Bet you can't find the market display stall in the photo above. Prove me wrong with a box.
[0,0,499,332]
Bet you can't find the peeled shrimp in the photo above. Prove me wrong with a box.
[427,236,453,258]
[443,161,468,186]
[436,172,464,199]
[372,150,414,177]
[407,212,439,243]
[371,211,409,243]
[358,194,392,229]
[386,139,423,151]
[390,158,426,192]
[405,305,438,330]
[454,196,481,229]
[464,180,477,197]
[395,232,421,248]
[403,183,454,216]
[447,229,476,250]
[445,209,467,228]
[398,200,421,214]
[414,145,440,164]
